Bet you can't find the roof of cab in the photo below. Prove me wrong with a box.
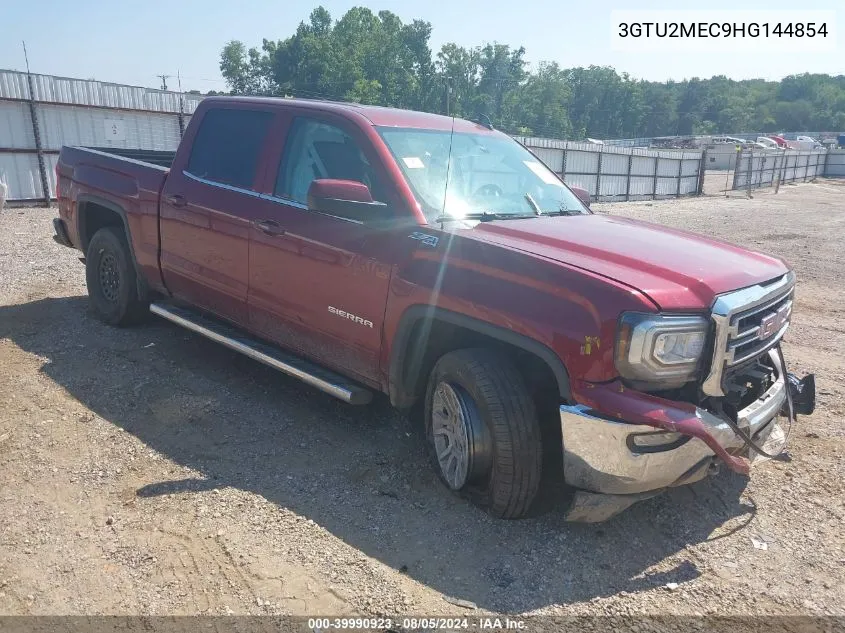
[200,96,496,133]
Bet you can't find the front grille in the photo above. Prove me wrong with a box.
[730,293,793,366]
[702,273,795,397]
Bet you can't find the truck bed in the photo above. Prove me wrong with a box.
[56,145,174,290]
[81,147,177,168]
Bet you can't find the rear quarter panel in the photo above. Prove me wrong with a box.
[57,147,168,292]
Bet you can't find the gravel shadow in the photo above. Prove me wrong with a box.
[0,295,754,612]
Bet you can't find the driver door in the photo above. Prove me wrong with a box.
[248,114,399,387]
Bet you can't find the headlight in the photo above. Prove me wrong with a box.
[615,313,709,384]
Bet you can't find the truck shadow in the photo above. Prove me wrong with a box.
[1,296,755,613]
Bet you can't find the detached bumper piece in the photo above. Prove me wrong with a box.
[787,372,815,415]
[52,218,73,248]
[560,348,789,523]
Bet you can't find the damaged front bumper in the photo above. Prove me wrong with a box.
[560,348,814,522]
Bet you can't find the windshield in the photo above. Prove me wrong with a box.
[378,127,589,222]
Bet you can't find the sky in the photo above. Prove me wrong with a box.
[2,0,842,91]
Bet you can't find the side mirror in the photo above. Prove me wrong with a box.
[307,179,391,223]
[569,185,591,208]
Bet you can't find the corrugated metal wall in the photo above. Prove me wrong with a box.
[0,68,710,205]
[515,137,704,202]
[38,105,183,151]
[0,69,203,113]
[0,69,201,203]
[825,150,845,177]
[732,149,829,191]
[0,153,44,200]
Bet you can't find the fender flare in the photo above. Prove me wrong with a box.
[77,194,134,254]
[388,305,572,408]
[76,194,149,298]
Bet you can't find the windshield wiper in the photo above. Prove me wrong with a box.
[523,194,582,217]
[524,193,542,216]
[542,207,583,217]
[433,211,537,223]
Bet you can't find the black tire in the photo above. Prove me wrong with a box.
[85,227,147,326]
[424,348,542,519]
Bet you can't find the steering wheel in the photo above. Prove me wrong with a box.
[474,184,503,198]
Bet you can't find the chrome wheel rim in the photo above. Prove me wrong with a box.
[432,382,472,490]
[98,252,120,303]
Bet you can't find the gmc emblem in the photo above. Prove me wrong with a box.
[758,303,790,339]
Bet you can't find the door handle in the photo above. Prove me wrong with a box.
[166,194,187,208]
[254,219,285,236]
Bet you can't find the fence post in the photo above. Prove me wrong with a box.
[696,151,706,196]
[747,151,754,196]
[732,150,741,190]
[625,153,633,201]
[803,153,809,182]
[651,155,659,200]
[822,149,830,178]
[177,95,185,137]
[25,72,51,207]
[595,148,603,202]
[675,154,683,197]
[561,147,568,181]
[773,151,783,194]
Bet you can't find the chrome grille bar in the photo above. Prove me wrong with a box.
[702,272,795,397]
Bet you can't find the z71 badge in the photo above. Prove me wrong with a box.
[408,232,439,248]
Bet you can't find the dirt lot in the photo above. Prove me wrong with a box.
[1,180,844,617]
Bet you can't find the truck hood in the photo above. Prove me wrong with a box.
[470,214,790,310]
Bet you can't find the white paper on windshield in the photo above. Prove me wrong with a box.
[402,156,425,169]
[524,160,562,185]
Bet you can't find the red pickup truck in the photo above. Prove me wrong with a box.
[53,96,814,522]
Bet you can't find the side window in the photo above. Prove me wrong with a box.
[186,108,273,189]
[275,118,382,204]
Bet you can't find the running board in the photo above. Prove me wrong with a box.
[149,302,373,405]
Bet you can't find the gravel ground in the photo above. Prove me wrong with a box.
[0,179,844,617]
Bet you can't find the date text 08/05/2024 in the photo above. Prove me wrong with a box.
[308,617,527,630]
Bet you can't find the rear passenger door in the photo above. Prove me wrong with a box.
[159,106,274,325]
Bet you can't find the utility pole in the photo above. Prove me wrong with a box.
[157,74,171,91]
[22,41,51,207]
[176,71,185,137]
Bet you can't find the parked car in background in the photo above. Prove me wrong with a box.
[711,136,747,145]
[52,97,816,522]
[756,137,780,149]
[793,136,823,150]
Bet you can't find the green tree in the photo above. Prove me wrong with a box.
[220,5,845,140]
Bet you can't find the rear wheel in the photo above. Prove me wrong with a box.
[424,349,542,518]
[85,227,147,326]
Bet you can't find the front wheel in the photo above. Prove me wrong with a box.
[424,349,542,518]
[85,227,147,326]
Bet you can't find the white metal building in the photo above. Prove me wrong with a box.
[0,69,203,204]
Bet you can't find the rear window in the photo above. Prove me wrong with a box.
[186,108,273,189]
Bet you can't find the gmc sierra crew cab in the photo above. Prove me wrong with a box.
[53,96,815,522]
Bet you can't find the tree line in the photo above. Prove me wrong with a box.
[218,6,845,140]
